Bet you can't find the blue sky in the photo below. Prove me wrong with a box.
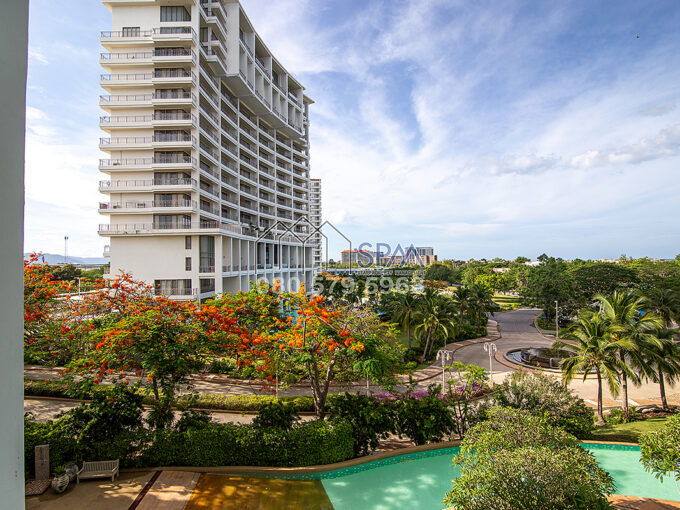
[24,0,680,260]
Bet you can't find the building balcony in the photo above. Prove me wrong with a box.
[100,27,197,46]
[98,220,242,236]
[99,112,195,129]
[99,178,197,193]
[100,70,196,89]
[100,49,196,67]
[99,199,197,214]
[99,134,196,150]
[99,155,195,172]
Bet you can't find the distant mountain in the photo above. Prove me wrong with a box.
[24,253,108,265]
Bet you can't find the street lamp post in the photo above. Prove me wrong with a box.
[483,342,497,373]
[555,300,559,340]
[436,349,454,393]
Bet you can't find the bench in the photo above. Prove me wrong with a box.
[76,460,119,483]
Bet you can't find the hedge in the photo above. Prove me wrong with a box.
[137,421,354,468]
[24,379,318,413]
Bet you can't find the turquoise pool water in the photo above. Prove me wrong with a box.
[242,444,678,509]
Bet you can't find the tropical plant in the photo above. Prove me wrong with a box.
[639,328,680,411]
[596,291,664,413]
[639,414,680,492]
[556,311,632,424]
[492,370,595,438]
[413,295,459,360]
[388,290,420,348]
[443,408,615,510]
[645,287,680,328]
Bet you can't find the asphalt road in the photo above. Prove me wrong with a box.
[452,309,553,371]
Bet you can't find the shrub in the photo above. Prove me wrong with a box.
[444,408,615,510]
[639,414,680,485]
[175,409,213,432]
[393,385,454,445]
[328,393,395,456]
[252,401,299,430]
[137,420,354,468]
[606,407,641,425]
[492,370,595,438]
[24,379,318,413]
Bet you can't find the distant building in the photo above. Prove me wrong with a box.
[341,249,379,265]
[379,246,437,266]
[310,179,321,267]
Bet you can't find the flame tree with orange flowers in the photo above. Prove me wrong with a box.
[23,253,73,364]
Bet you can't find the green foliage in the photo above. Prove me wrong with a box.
[24,388,146,474]
[424,263,455,283]
[639,414,680,485]
[446,362,490,438]
[522,255,578,322]
[393,385,454,445]
[328,393,396,456]
[444,408,615,509]
[24,379,318,412]
[137,420,354,468]
[174,409,213,432]
[252,401,300,430]
[492,371,595,438]
[606,407,641,425]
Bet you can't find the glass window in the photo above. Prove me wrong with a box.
[160,6,190,22]
[185,257,192,271]
[185,236,191,249]
[122,27,140,37]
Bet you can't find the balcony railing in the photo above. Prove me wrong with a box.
[101,27,196,41]
[100,134,195,145]
[99,220,231,234]
[99,178,196,191]
[99,200,196,210]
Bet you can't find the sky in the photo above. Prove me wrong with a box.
[24,0,680,261]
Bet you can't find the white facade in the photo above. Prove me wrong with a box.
[310,178,322,266]
[99,0,318,297]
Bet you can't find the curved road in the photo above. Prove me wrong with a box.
[453,309,553,371]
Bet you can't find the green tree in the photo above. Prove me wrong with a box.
[444,408,615,509]
[596,291,664,413]
[556,312,633,423]
[639,414,680,490]
[413,294,459,360]
[424,262,454,283]
[639,329,680,411]
[388,290,420,349]
[522,256,577,322]
[645,287,680,328]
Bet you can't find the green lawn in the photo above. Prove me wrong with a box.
[589,416,670,443]
[493,293,522,311]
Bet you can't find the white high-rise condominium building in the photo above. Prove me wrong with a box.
[98,0,318,298]
[310,178,321,266]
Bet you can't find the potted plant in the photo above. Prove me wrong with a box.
[51,466,69,494]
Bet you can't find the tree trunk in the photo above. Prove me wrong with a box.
[152,377,160,401]
[366,377,370,395]
[659,367,668,411]
[595,367,604,425]
[620,351,629,413]
[421,330,430,361]
[406,321,411,349]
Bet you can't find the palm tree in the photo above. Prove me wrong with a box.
[556,312,634,424]
[452,286,471,323]
[596,291,664,413]
[645,287,680,329]
[468,284,497,331]
[389,291,420,349]
[414,295,459,360]
[639,329,680,411]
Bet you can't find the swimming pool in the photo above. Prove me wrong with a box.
[238,444,679,509]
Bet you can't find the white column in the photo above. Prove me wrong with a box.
[0,1,28,507]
